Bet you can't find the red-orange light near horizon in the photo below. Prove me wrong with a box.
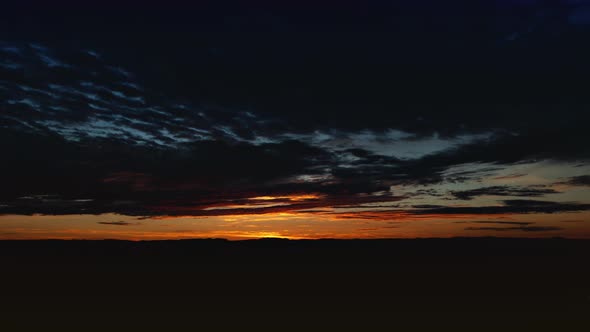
[248,194,321,201]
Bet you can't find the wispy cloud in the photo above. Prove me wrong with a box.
[97,221,141,226]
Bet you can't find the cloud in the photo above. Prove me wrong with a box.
[454,221,534,226]
[492,173,527,180]
[392,130,590,185]
[1,124,588,219]
[558,175,590,187]
[450,186,559,200]
[465,226,564,232]
[411,200,590,215]
[0,129,404,217]
[97,221,141,226]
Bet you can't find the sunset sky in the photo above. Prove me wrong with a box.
[1,1,590,240]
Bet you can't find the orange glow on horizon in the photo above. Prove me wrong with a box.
[0,210,588,240]
[248,194,321,201]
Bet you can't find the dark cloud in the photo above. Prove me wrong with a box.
[455,221,534,226]
[465,226,564,232]
[0,129,404,216]
[318,200,590,221]
[559,175,590,186]
[395,130,590,185]
[97,221,141,226]
[411,200,590,215]
[451,186,559,200]
[412,189,446,198]
[2,125,589,217]
[493,173,527,180]
[412,205,447,209]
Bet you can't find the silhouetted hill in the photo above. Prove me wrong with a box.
[1,238,589,330]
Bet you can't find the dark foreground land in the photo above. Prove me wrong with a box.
[1,238,589,330]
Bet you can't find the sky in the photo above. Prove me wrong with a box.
[1,0,590,240]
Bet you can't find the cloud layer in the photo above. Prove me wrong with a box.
[1,2,589,236]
